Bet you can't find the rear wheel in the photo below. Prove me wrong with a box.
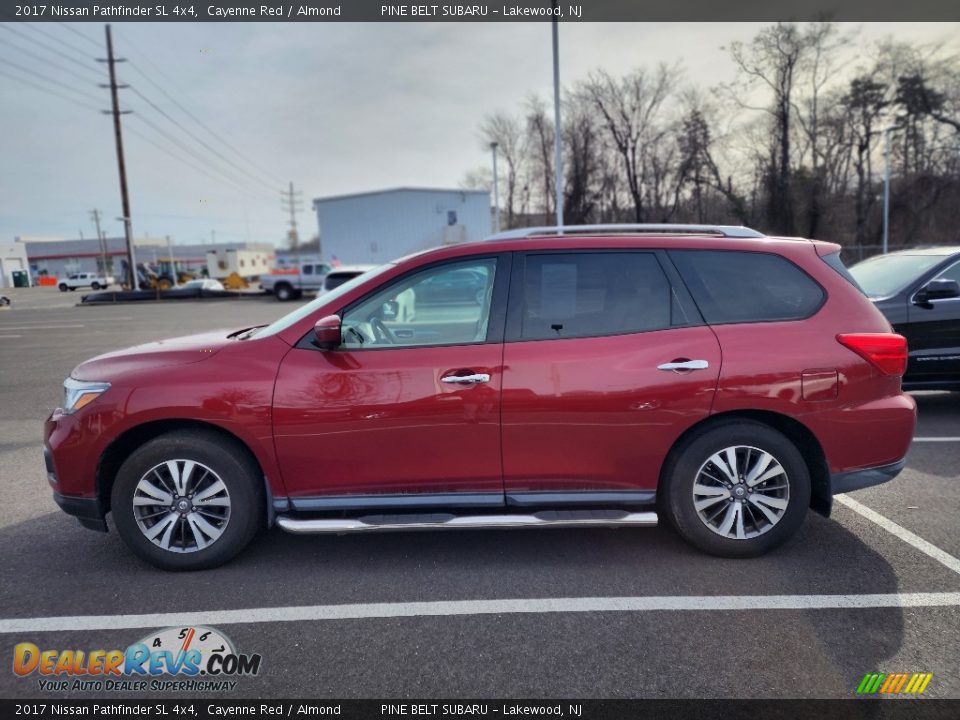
[662,421,810,558]
[91,282,101,290]
[275,283,294,301]
[111,430,263,570]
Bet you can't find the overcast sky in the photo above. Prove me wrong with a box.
[1,21,957,247]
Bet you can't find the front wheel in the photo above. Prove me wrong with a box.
[91,282,101,290]
[111,430,264,570]
[662,421,810,558]
[59,283,68,292]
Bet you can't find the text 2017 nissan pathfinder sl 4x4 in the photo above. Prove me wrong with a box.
[44,225,916,570]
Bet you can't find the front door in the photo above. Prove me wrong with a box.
[500,250,721,504]
[272,255,509,510]
[905,259,960,385]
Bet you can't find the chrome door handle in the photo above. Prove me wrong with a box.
[441,373,491,385]
[657,359,709,372]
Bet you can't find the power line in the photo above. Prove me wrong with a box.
[57,22,103,49]
[0,24,102,78]
[0,57,103,107]
[0,33,103,85]
[126,110,274,198]
[124,123,259,199]
[0,67,102,113]
[125,57,285,186]
[23,22,103,60]
[127,83,279,194]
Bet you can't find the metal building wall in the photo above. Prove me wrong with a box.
[313,188,492,265]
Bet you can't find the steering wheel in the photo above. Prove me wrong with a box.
[369,316,397,345]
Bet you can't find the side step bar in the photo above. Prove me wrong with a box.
[276,509,657,535]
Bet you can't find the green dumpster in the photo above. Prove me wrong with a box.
[11,270,29,288]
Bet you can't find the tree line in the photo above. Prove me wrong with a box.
[463,22,960,252]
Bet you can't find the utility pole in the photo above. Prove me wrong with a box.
[490,142,500,233]
[90,209,108,277]
[281,181,304,267]
[882,127,892,255]
[551,15,564,231]
[98,25,137,289]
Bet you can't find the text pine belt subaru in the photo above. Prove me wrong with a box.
[45,224,917,570]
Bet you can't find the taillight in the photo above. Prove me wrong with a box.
[836,333,908,376]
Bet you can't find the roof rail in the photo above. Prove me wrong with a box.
[485,223,765,241]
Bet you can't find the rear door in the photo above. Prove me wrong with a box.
[500,250,721,504]
[905,259,960,384]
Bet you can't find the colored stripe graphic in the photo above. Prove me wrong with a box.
[857,672,933,694]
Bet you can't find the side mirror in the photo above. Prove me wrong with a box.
[915,278,960,304]
[312,315,342,349]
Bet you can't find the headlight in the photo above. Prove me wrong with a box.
[63,377,111,414]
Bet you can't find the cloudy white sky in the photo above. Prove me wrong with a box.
[1,21,957,246]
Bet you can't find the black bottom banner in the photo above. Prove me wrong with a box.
[3,700,960,720]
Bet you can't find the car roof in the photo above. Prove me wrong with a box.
[328,265,376,273]
[873,246,960,257]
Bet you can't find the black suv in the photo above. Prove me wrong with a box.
[849,247,960,391]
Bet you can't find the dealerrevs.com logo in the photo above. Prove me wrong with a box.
[13,626,262,692]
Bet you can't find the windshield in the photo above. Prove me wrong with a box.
[253,263,393,339]
[849,254,948,298]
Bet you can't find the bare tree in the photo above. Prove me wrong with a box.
[479,112,527,228]
[579,64,680,222]
[728,23,810,234]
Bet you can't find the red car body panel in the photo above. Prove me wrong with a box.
[45,334,292,501]
[272,343,503,497]
[501,327,721,493]
[44,232,917,530]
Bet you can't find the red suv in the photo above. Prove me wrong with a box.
[45,225,916,570]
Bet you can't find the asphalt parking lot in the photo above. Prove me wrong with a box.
[0,287,958,699]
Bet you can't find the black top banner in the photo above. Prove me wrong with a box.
[2,0,960,22]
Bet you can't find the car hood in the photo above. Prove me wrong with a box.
[71,329,242,381]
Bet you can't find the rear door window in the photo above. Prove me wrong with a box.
[516,252,674,340]
[669,250,824,324]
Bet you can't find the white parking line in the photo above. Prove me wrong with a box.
[1,592,958,634]
[835,495,960,576]
[913,437,960,442]
[0,335,22,339]
[0,324,85,330]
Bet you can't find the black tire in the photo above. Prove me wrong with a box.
[91,282,101,290]
[275,283,294,301]
[662,421,810,558]
[111,430,264,571]
[69,287,76,291]
[59,283,68,292]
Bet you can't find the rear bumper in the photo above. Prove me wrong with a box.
[831,458,906,494]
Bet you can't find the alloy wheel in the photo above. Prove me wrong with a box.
[692,445,790,540]
[132,459,231,553]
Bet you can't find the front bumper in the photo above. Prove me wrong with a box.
[831,458,906,494]
[44,441,108,533]
[53,491,108,532]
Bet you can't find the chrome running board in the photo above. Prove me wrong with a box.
[276,509,657,535]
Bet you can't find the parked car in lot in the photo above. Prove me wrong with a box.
[45,224,916,570]
[849,247,960,391]
[181,278,225,292]
[320,265,375,293]
[58,272,114,292]
[260,262,331,301]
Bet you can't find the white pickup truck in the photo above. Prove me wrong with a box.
[58,272,115,292]
[259,262,332,301]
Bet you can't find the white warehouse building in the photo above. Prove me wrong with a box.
[312,187,492,265]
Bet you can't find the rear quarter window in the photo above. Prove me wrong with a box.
[669,250,825,324]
